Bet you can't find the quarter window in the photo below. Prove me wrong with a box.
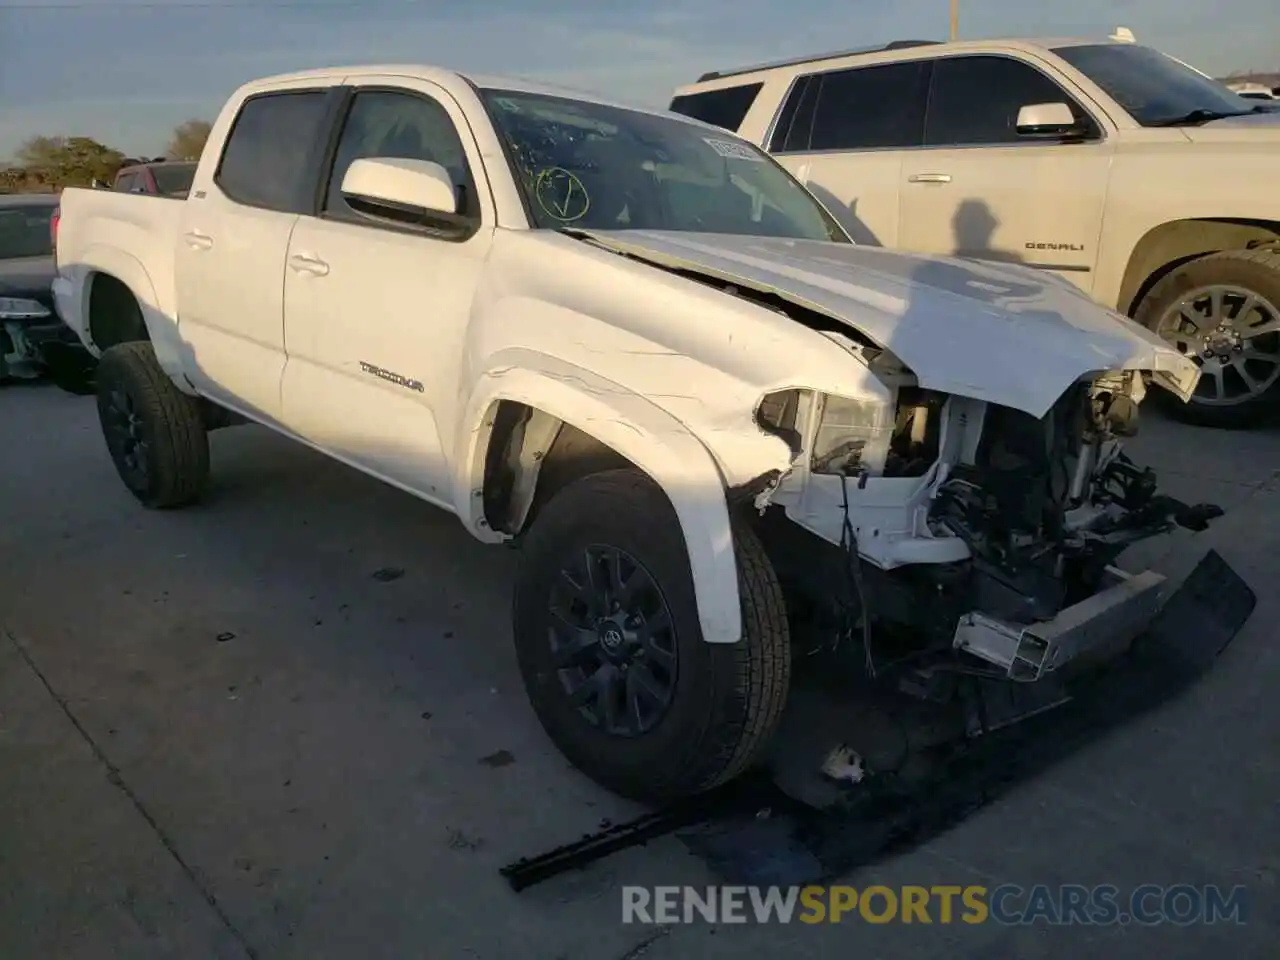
[924,55,1099,146]
[215,91,329,212]
[769,75,820,152]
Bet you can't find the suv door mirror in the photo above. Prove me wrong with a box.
[1015,102,1078,138]
[341,157,458,217]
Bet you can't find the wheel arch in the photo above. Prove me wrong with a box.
[1118,218,1280,317]
[77,248,192,392]
[453,353,790,644]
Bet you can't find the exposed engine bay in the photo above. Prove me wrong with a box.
[755,366,1226,689]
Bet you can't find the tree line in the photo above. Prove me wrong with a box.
[0,120,212,195]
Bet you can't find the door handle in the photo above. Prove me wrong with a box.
[907,173,952,184]
[184,230,213,250]
[288,253,330,277]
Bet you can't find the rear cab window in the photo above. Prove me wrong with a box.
[215,90,331,212]
[668,82,763,132]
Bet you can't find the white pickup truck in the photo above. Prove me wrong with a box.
[671,36,1280,428]
[53,65,1231,803]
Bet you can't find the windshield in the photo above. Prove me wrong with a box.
[479,89,848,242]
[1053,43,1265,125]
[151,163,196,197]
[0,202,55,259]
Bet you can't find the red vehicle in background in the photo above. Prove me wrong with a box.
[110,159,198,197]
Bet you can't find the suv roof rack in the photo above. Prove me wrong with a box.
[695,40,942,83]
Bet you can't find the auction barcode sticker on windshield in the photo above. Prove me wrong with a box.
[703,137,764,161]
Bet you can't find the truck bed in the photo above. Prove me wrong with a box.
[53,189,185,349]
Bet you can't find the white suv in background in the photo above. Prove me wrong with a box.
[671,37,1280,428]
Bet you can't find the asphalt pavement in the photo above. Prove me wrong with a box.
[2,381,1277,959]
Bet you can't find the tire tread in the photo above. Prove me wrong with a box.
[97,342,209,508]
[513,467,791,802]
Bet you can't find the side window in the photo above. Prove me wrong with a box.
[807,61,929,152]
[114,173,139,192]
[924,55,1100,146]
[769,75,820,152]
[667,83,763,132]
[324,89,476,220]
[215,91,329,212]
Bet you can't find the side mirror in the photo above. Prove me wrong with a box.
[1015,102,1079,138]
[341,157,458,218]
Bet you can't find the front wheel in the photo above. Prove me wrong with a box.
[1137,248,1280,429]
[511,468,791,803]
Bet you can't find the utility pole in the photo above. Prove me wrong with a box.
[950,0,959,41]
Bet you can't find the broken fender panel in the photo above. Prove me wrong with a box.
[455,352,795,644]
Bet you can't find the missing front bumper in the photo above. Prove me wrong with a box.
[954,567,1168,681]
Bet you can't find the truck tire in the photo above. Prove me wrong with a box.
[512,468,791,803]
[95,342,209,508]
[1136,248,1280,429]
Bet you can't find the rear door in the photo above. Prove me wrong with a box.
[174,82,335,420]
[279,78,495,502]
[768,60,929,246]
[897,54,1113,290]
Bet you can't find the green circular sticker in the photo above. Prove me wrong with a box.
[534,167,591,223]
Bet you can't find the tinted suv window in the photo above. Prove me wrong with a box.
[769,75,820,152]
[807,61,928,151]
[0,202,55,259]
[324,89,476,220]
[925,55,1098,145]
[668,83,762,132]
[216,91,329,211]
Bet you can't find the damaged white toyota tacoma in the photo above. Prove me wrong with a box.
[52,65,1231,803]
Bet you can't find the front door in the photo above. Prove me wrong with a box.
[174,84,332,421]
[280,79,494,505]
[898,54,1113,293]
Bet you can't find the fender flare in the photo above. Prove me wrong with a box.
[79,245,194,393]
[453,349,744,644]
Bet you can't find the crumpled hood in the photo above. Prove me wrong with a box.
[579,230,1199,418]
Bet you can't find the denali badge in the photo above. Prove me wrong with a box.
[1025,241,1085,252]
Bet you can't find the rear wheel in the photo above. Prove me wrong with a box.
[511,468,791,803]
[96,342,209,508]
[1137,248,1280,428]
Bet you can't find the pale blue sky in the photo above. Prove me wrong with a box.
[1,0,1276,160]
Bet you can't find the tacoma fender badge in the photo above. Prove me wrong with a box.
[360,361,424,393]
